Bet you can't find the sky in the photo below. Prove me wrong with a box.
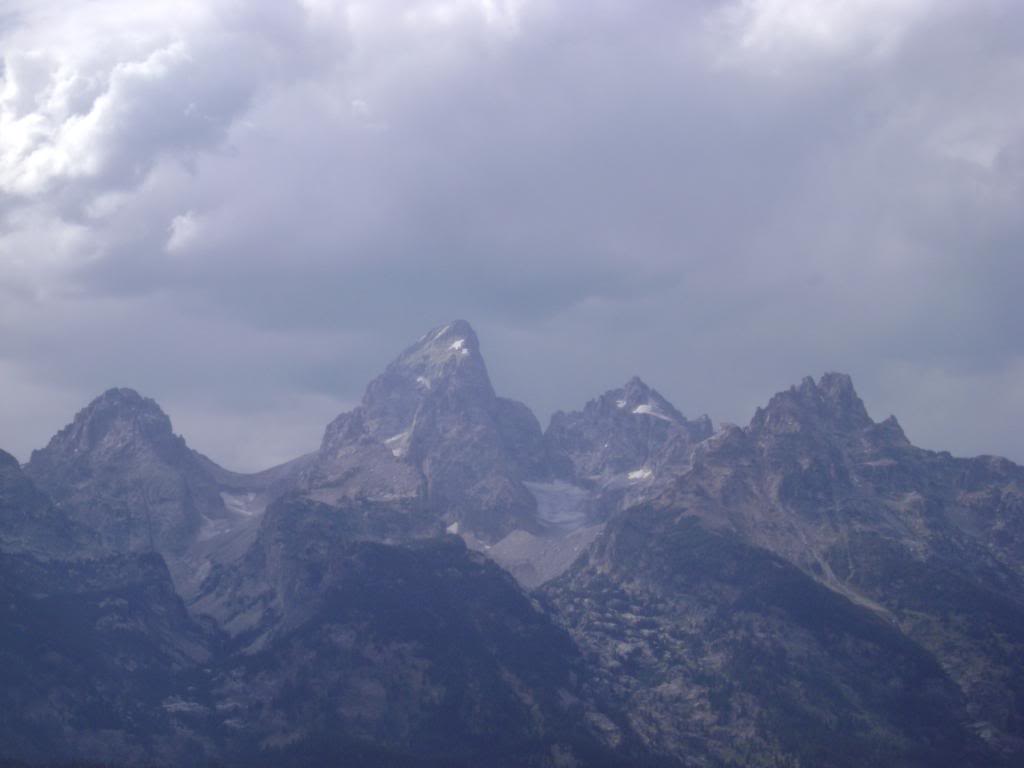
[2,0,1023,471]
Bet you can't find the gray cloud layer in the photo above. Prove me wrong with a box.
[2,0,1023,470]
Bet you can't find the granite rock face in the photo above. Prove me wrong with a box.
[545,512,992,767]
[23,389,309,598]
[0,449,96,558]
[547,376,712,484]
[0,459,218,765]
[25,388,232,557]
[0,457,630,767]
[198,518,624,766]
[544,373,1024,764]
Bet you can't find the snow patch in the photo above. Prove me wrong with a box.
[220,491,263,517]
[449,338,466,351]
[628,468,653,482]
[446,521,460,534]
[616,399,627,408]
[384,430,411,458]
[198,515,235,542]
[416,375,431,389]
[632,404,672,422]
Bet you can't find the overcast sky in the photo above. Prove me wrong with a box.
[2,0,1023,470]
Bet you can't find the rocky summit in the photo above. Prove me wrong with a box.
[301,320,547,543]
[2,322,1024,766]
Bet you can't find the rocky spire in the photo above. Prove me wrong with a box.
[338,319,497,449]
[750,372,873,435]
[311,320,546,542]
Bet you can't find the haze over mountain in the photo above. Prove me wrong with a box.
[3,320,1024,766]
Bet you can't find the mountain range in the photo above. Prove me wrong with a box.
[2,319,1023,766]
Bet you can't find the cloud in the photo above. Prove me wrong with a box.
[1,0,1023,469]
[711,0,936,66]
[165,211,201,254]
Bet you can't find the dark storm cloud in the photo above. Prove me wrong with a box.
[2,0,1024,469]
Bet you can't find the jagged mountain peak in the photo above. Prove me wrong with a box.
[410,318,479,355]
[816,370,857,395]
[86,387,169,419]
[33,387,179,460]
[24,388,233,562]
[801,372,870,421]
[312,321,545,542]
[386,319,488,387]
[353,320,495,441]
[322,319,500,449]
[604,376,688,424]
[752,371,873,434]
[546,376,713,487]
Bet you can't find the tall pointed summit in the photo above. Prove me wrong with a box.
[303,320,548,542]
